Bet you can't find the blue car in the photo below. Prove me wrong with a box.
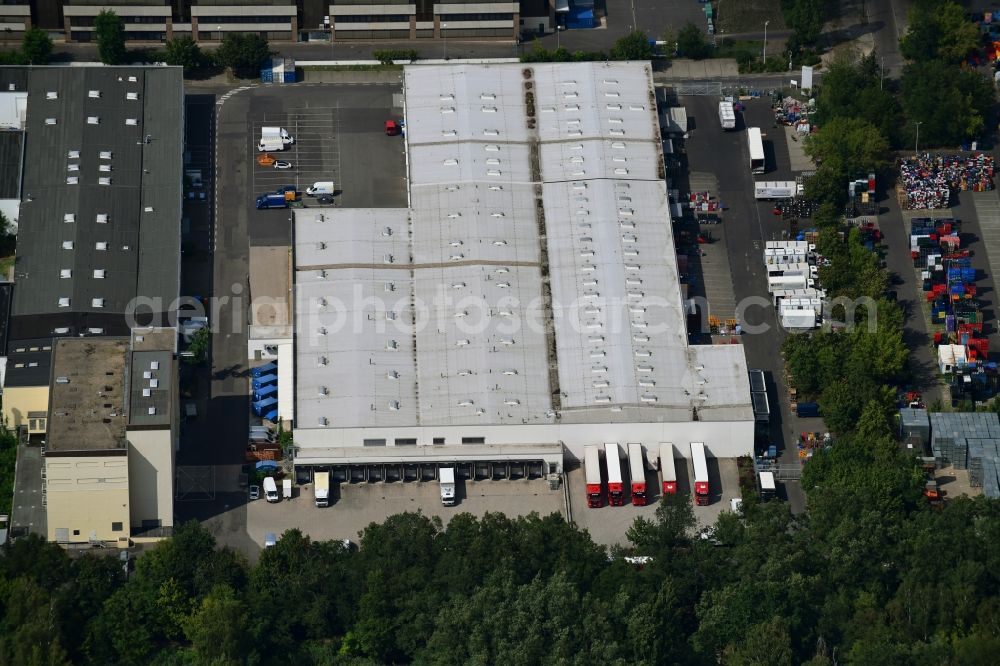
[251,362,277,378]
[252,374,277,390]
[253,384,278,402]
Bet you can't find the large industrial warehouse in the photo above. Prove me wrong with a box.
[291,62,753,479]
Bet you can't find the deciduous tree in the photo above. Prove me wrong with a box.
[94,10,126,65]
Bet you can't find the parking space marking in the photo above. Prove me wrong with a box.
[251,105,341,197]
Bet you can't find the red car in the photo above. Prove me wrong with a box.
[384,120,400,136]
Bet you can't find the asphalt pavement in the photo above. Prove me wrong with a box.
[678,94,809,512]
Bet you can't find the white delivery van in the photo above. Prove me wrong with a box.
[263,476,279,502]
[306,181,335,196]
[260,126,294,145]
[439,467,456,506]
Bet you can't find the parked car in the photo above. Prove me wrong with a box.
[317,195,334,205]
[264,532,277,548]
[273,160,292,169]
[249,485,260,500]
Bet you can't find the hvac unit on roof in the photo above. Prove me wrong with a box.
[384,282,394,292]
[53,327,70,334]
[61,241,73,250]
[63,213,75,223]
[450,282,465,289]
[636,365,654,373]
[488,185,503,191]
[504,399,520,406]
[638,379,655,387]
[317,356,327,366]
[67,164,79,172]
[149,379,159,388]
[609,117,624,124]
[593,380,609,389]
[66,176,77,184]
[98,177,111,185]
[495,267,509,274]
[499,338,515,345]
[381,227,392,237]
[383,254,393,264]
[316,269,327,279]
[96,214,109,224]
[318,417,328,426]
[449,254,464,261]
[486,170,502,177]
[46,91,58,100]
[67,150,79,159]
[485,157,500,165]
[317,327,327,336]
[454,311,467,318]
[441,130,457,137]
[95,241,108,250]
[456,339,470,347]
[501,369,517,376]
[386,370,399,379]
[443,158,458,166]
[496,282,510,289]
[125,119,138,126]
[634,349,651,358]
[87,116,99,125]
[633,335,649,343]
[99,151,112,159]
[59,269,71,279]
[640,395,658,403]
[88,90,101,98]
[498,309,514,316]
[388,401,400,411]
[457,400,474,407]
[385,311,396,321]
[57,297,70,308]
[92,298,105,308]
[150,361,159,370]
[126,92,139,101]
[481,106,497,113]
[148,407,156,415]
[318,386,329,396]
[99,164,112,173]
[45,118,56,125]
[128,76,137,83]
[386,340,398,351]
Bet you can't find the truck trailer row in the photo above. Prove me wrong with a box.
[583,442,704,508]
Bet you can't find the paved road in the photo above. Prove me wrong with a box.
[866,0,909,76]
[678,95,809,512]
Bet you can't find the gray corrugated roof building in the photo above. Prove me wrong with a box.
[8,65,182,332]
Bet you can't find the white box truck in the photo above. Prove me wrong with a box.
[314,471,329,507]
[257,138,287,153]
[261,126,294,145]
[263,476,279,502]
[754,181,800,199]
[439,467,456,506]
[718,101,736,130]
[282,478,292,499]
[306,181,335,196]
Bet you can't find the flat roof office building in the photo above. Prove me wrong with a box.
[0,65,183,433]
[292,62,754,476]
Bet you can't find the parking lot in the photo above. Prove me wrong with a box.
[245,478,564,549]
[229,84,408,248]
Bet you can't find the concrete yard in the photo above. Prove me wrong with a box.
[245,477,564,549]
[566,457,742,547]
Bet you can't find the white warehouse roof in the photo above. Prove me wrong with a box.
[294,62,752,435]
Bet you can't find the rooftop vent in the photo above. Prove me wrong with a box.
[99,164,112,173]
[61,241,73,250]
[46,91,57,100]
[53,327,70,334]
[95,241,108,251]
[91,298,105,308]
[67,150,79,159]
[59,269,71,279]
[87,116,99,125]
[56,376,69,384]
[148,407,156,415]
[96,214,108,224]
[125,118,138,126]
[45,118,56,125]
[67,164,78,173]
[318,356,327,366]
[57,297,70,307]
[388,401,400,411]
[142,389,151,397]
[126,92,139,101]
[88,90,101,98]
[99,151,112,159]
[98,177,111,185]
[66,176,77,184]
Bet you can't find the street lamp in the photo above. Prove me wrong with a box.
[557,24,563,50]
[763,20,770,62]
[442,23,448,60]
[915,121,923,155]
